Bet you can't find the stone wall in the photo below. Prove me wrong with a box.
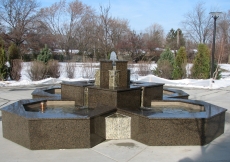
[117,109,226,146]
[61,84,85,106]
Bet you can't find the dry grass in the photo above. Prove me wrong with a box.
[65,61,76,79]
[155,60,173,79]
[27,61,47,81]
[10,59,22,81]
[47,60,60,78]
[81,61,97,79]
[135,61,152,76]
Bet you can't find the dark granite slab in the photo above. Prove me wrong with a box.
[120,98,227,119]
[31,85,61,99]
[61,81,94,87]
[1,99,116,119]
[163,88,189,99]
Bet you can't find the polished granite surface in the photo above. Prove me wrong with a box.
[1,98,116,119]
[120,98,227,119]
[28,83,226,119]
[62,80,164,91]
[2,96,226,120]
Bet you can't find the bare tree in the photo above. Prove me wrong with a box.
[182,2,212,44]
[143,23,164,60]
[73,6,97,60]
[0,0,40,50]
[216,11,230,62]
[40,0,94,59]
[96,5,112,59]
[127,31,144,61]
[94,5,131,60]
[145,23,164,48]
[109,18,130,52]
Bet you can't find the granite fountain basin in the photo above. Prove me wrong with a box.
[1,99,116,150]
[1,59,227,149]
[116,99,227,146]
[2,98,226,149]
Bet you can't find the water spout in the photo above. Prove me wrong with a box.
[109,51,117,66]
[40,102,46,113]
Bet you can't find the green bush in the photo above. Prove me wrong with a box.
[154,48,174,79]
[0,47,7,80]
[191,44,210,79]
[37,45,52,64]
[172,47,187,79]
[158,48,174,65]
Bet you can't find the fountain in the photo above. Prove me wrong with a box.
[1,54,227,150]
[109,51,117,66]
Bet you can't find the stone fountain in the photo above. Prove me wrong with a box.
[1,54,227,150]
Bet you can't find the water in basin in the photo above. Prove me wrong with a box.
[45,105,93,114]
[141,106,203,115]
[26,104,94,116]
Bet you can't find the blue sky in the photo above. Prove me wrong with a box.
[39,0,230,33]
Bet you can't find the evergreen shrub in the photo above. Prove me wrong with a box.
[191,44,210,79]
[172,46,187,79]
[0,47,7,80]
[37,45,52,64]
[153,48,174,79]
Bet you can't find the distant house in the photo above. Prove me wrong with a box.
[53,49,79,55]
[192,49,198,53]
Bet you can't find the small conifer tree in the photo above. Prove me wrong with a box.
[191,44,210,79]
[37,44,52,64]
[154,48,174,79]
[0,47,7,80]
[158,48,175,65]
[172,46,187,79]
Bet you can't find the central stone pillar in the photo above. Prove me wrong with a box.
[115,61,129,87]
[99,61,113,88]
[94,70,100,86]
[105,113,131,139]
[109,70,120,88]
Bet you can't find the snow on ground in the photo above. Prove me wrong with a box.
[0,62,230,89]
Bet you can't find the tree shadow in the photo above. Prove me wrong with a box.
[179,112,230,162]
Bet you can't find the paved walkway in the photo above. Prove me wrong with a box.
[0,85,230,162]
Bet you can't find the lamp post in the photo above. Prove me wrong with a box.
[210,12,222,78]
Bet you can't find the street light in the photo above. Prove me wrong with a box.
[210,12,222,79]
